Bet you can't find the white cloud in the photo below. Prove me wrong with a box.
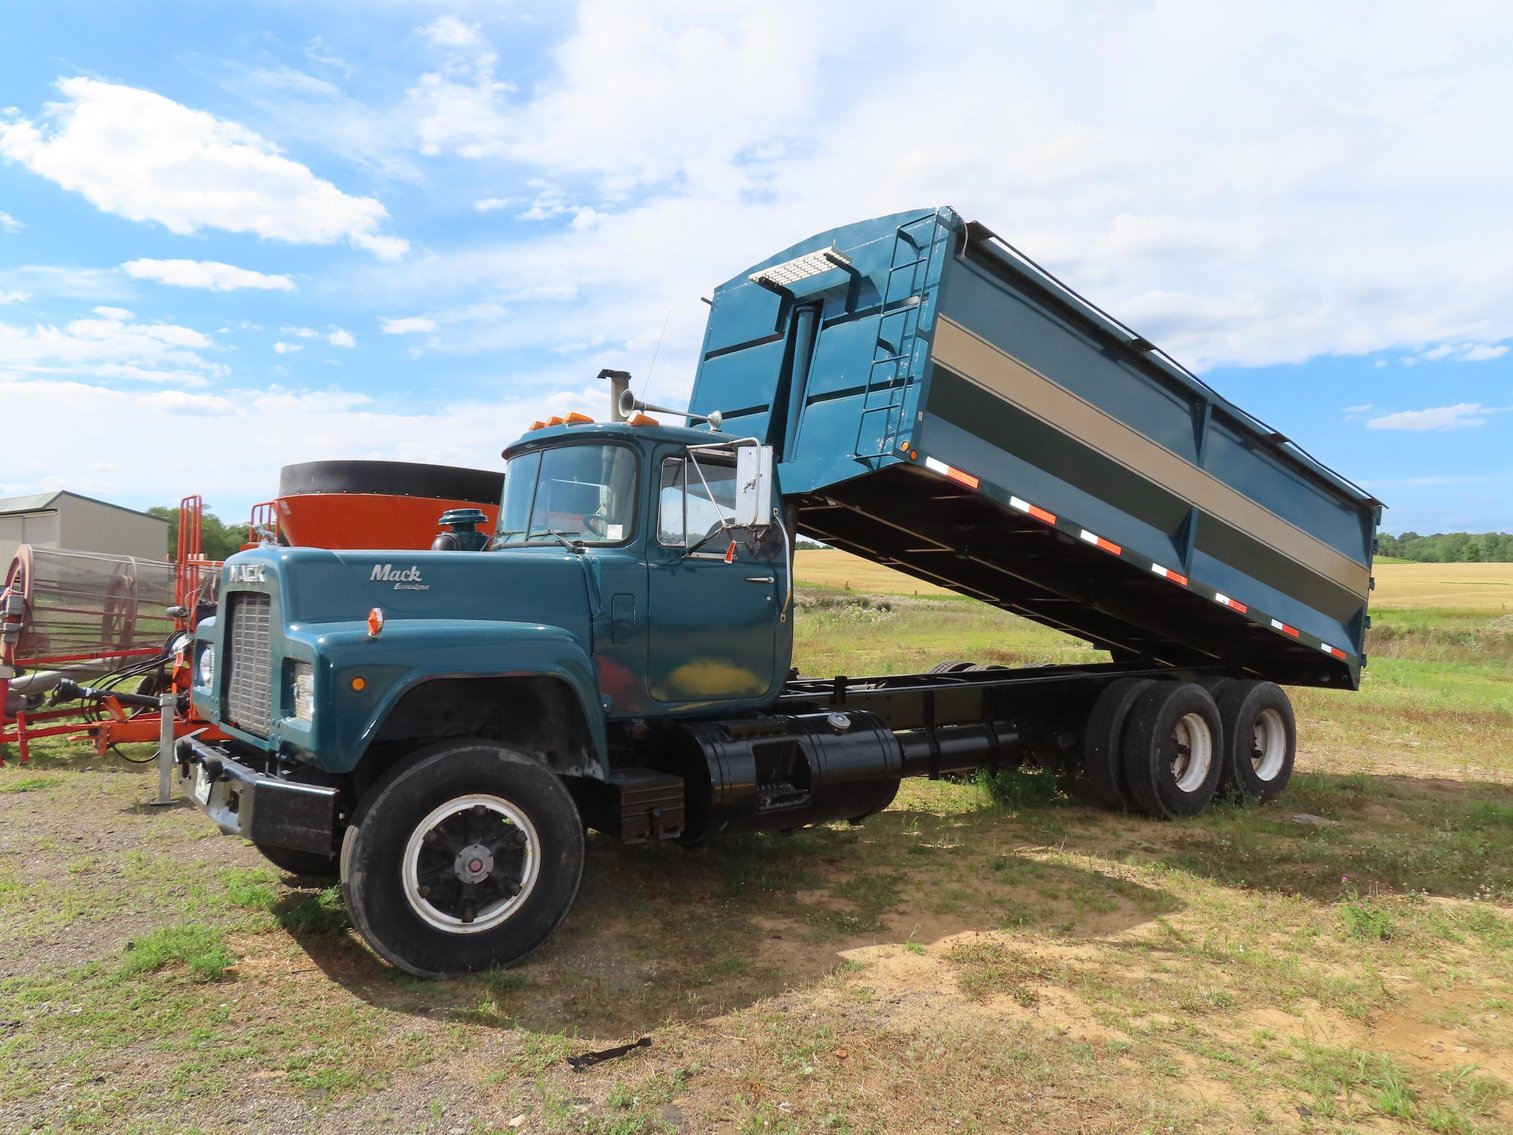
[0,310,223,386]
[0,376,597,517]
[380,315,436,334]
[327,328,355,348]
[0,77,408,258]
[273,341,303,354]
[121,258,296,292]
[281,325,321,339]
[0,210,21,232]
[474,197,511,213]
[1366,403,1503,431]
[1462,344,1509,362]
[0,291,27,304]
[421,15,488,52]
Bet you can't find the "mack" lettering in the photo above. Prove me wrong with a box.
[370,564,424,583]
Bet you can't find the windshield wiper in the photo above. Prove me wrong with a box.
[524,529,584,553]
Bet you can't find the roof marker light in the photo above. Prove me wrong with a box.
[565,411,594,425]
[545,415,565,427]
[627,412,660,427]
[527,420,546,431]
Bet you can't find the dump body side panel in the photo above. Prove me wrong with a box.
[689,208,1379,689]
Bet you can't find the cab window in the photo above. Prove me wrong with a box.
[496,444,638,546]
[658,456,737,548]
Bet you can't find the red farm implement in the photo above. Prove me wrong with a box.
[0,496,227,766]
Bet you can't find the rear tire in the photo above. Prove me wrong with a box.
[1081,677,1156,810]
[1120,682,1223,819]
[254,842,337,880]
[340,740,584,977]
[1215,681,1296,800]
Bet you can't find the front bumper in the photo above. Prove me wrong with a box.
[177,735,341,856]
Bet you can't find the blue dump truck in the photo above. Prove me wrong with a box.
[180,207,1381,976]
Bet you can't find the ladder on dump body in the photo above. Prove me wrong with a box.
[853,214,950,463]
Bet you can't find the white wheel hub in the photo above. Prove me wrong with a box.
[1250,707,1288,781]
[1169,712,1214,793]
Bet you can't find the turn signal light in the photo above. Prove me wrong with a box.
[367,607,385,638]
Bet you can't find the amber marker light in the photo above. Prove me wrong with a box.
[565,411,594,424]
[367,607,385,638]
[351,676,367,691]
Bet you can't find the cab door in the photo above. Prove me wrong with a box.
[646,452,781,709]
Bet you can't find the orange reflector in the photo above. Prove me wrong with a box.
[565,411,594,424]
[628,412,660,426]
[367,607,385,637]
[351,676,367,691]
[724,541,737,564]
[527,420,546,431]
[546,415,565,427]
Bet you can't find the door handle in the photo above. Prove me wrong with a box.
[744,575,775,583]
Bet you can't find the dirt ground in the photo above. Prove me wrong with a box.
[4,715,1511,1135]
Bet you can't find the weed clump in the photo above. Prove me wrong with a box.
[121,924,234,982]
[974,764,1064,810]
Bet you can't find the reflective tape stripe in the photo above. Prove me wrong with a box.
[923,456,980,490]
[1009,496,1057,525]
[1151,563,1190,587]
[1214,593,1249,614]
[1270,618,1301,638]
[1079,529,1122,555]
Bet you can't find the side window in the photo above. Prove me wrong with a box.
[657,457,738,547]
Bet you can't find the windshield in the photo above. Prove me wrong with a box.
[496,443,638,547]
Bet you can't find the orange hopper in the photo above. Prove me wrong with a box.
[273,461,502,549]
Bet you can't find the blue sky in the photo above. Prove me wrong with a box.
[2,1,1510,535]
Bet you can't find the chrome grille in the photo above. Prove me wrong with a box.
[225,592,273,736]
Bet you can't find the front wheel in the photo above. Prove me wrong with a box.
[340,740,585,977]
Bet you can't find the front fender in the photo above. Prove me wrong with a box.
[284,619,607,776]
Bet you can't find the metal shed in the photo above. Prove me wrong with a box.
[0,491,169,569]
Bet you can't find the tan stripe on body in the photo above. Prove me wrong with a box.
[931,317,1370,597]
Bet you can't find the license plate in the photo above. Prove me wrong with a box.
[192,762,213,806]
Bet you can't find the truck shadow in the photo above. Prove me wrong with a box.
[272,791,1182,1040]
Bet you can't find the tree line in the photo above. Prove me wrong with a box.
[147,507,251,562]
[1376,531,1513,562]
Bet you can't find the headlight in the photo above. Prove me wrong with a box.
[290,661,315,724]
[196,644,216,688]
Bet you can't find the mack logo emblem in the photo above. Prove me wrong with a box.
[371,563,429,591]
[227,564,266,583]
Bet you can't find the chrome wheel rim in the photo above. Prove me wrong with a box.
[401,794,540,934]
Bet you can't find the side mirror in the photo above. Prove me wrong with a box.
[734,445,775,529]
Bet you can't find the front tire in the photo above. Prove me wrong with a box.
[1120,682,1223,820]
[340,740,584,977]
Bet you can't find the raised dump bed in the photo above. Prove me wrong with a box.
[690,207,1381,688]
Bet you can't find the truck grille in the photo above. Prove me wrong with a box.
[224,592,273,736]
